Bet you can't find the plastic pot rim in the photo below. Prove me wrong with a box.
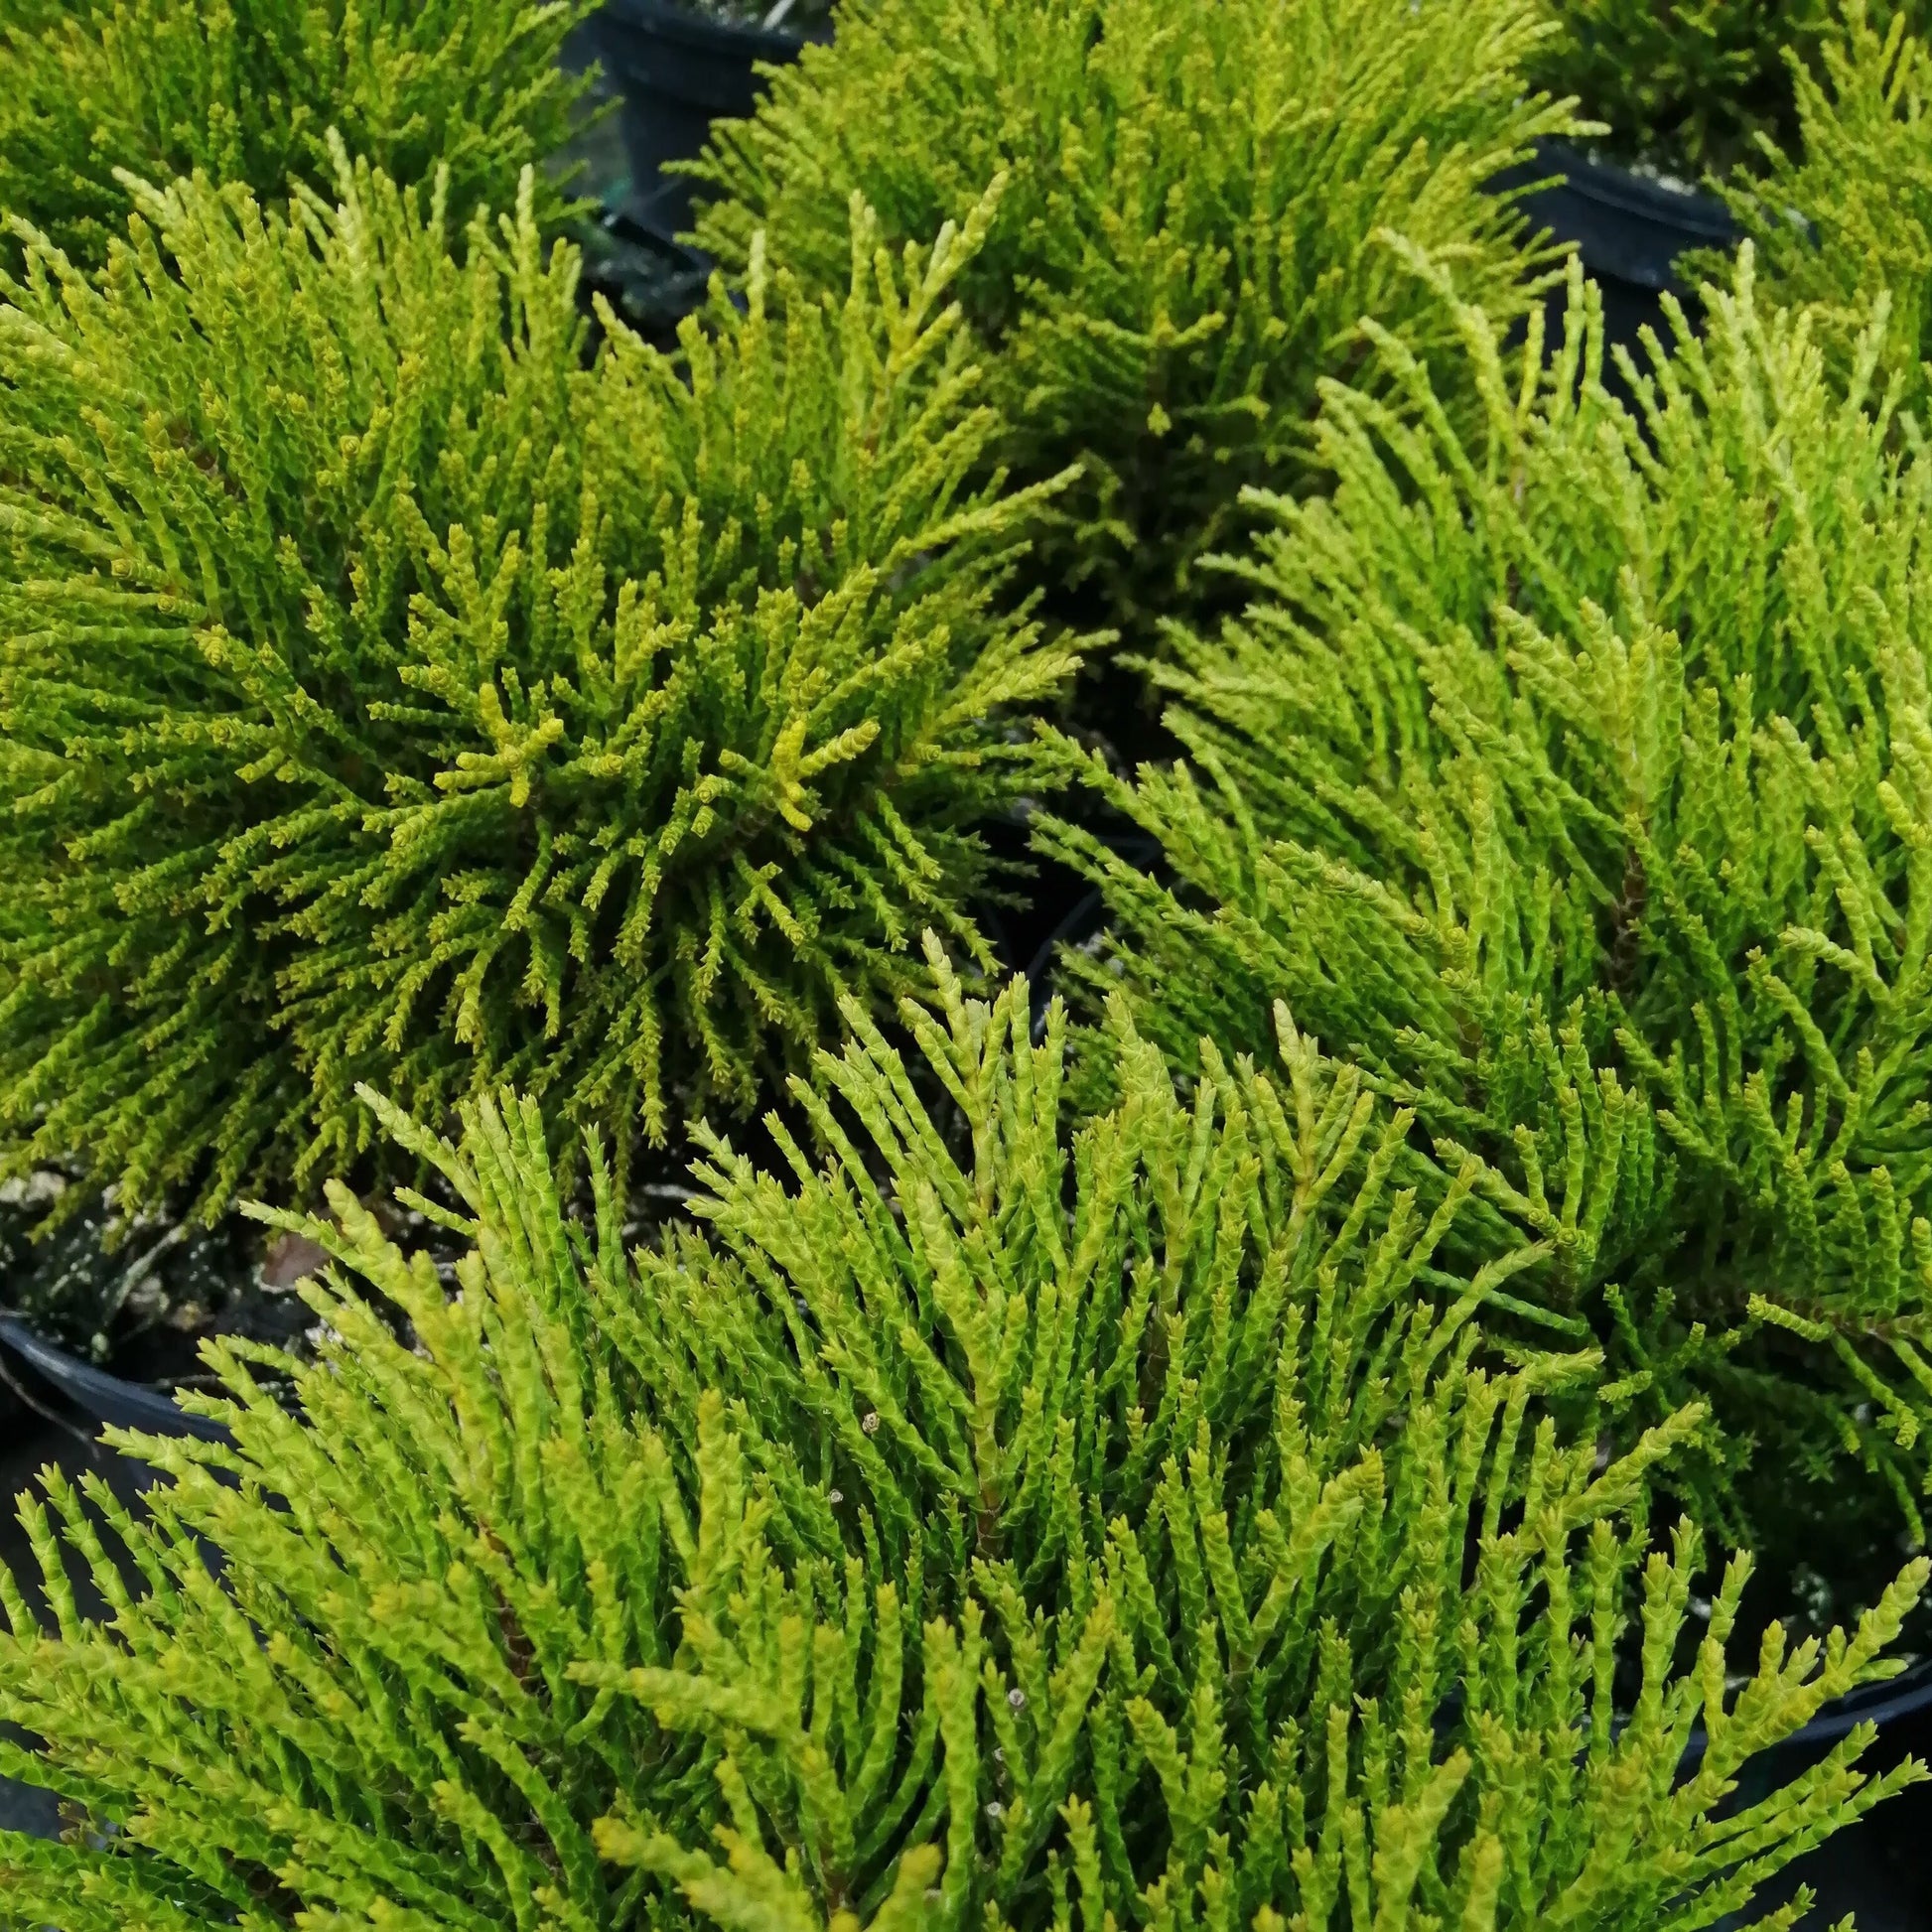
[0,1313,231,1445]
[596,0,814,63]
[1531,140,1738,243]
[1677,1652,1932,1767]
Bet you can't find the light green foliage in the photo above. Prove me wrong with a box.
[1048,251,1932,1551]
[1723,2,1932,421]
[0,0,600,271]
[685,0,1581,640]
[1527,0,1924,173]
[0,952,1921,1928]
[0,156,1083,1223]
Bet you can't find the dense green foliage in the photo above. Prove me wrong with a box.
[0,0,598,271]
[0,956,1921,1928]
[0,157,1082,1222]
[685,0,1581,641]
[0,0,1929,1906]
[1528,0,1923,173]
[1723,3,1932,420]
[1049,253,1932,1564]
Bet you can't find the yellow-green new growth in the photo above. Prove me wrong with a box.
[686,0,1583,640]
[1046,245,1932,1571]
[1720,0,1932,421]
[0,154,1086,1230]
[0,0,601,270]
[0,952,1917,1928]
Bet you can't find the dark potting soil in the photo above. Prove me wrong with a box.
[0,1176,316,1395]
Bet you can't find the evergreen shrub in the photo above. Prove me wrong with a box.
[1722,2,1932,421]
[684,0,1583,641]
[1528,0,1923,174]
[0,953,1921,1929]
[0,157,1083,1224]
[1047,253,1932,1571]
[0,0,599,272]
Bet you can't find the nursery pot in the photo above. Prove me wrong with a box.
[0,1322,224,1845]
[1495,141,1739,360]
[1702,1659,1932,1930]
[0,1354,28,1451]
[0,1316,230,1447]
[589,0,826,240]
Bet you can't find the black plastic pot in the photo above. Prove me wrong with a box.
[1497,141,1739,361]
[590,0,826,240]
[1707,1659,1932,1930]
[0,1320,226,1844]
[0,1316,230,1447]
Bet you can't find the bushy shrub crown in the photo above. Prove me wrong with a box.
[686,0,1582,639]
[1049,253,1932,1568]
[0,156,1083,1221]
[0,0,598,270]
[1722,2,1932,422]
[0,958,1919,1928]
[1528,0,1923,172]
[0,4,1926,1919]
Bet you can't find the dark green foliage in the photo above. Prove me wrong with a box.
[1722,2,1932,420]
[0,954,1921,1929]
[1048,251,1932,1555]
[0,157,1083,1223]
[1528,0,1924,173]
[0,0,599,271]
[685,0,1581,641]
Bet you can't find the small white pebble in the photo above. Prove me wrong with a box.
[1007,1688,1027,1711]
[828,1490,844,1505]
[985,1801,1003,1820]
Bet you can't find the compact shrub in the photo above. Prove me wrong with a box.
[1527,0,1923,173]
[1722,2,1932,421]
[1047,253,1932,1578]
[685,0,1582,642]
[0,157,1082,1223]
[0,953,1921,1929]
[0,0,599,271]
